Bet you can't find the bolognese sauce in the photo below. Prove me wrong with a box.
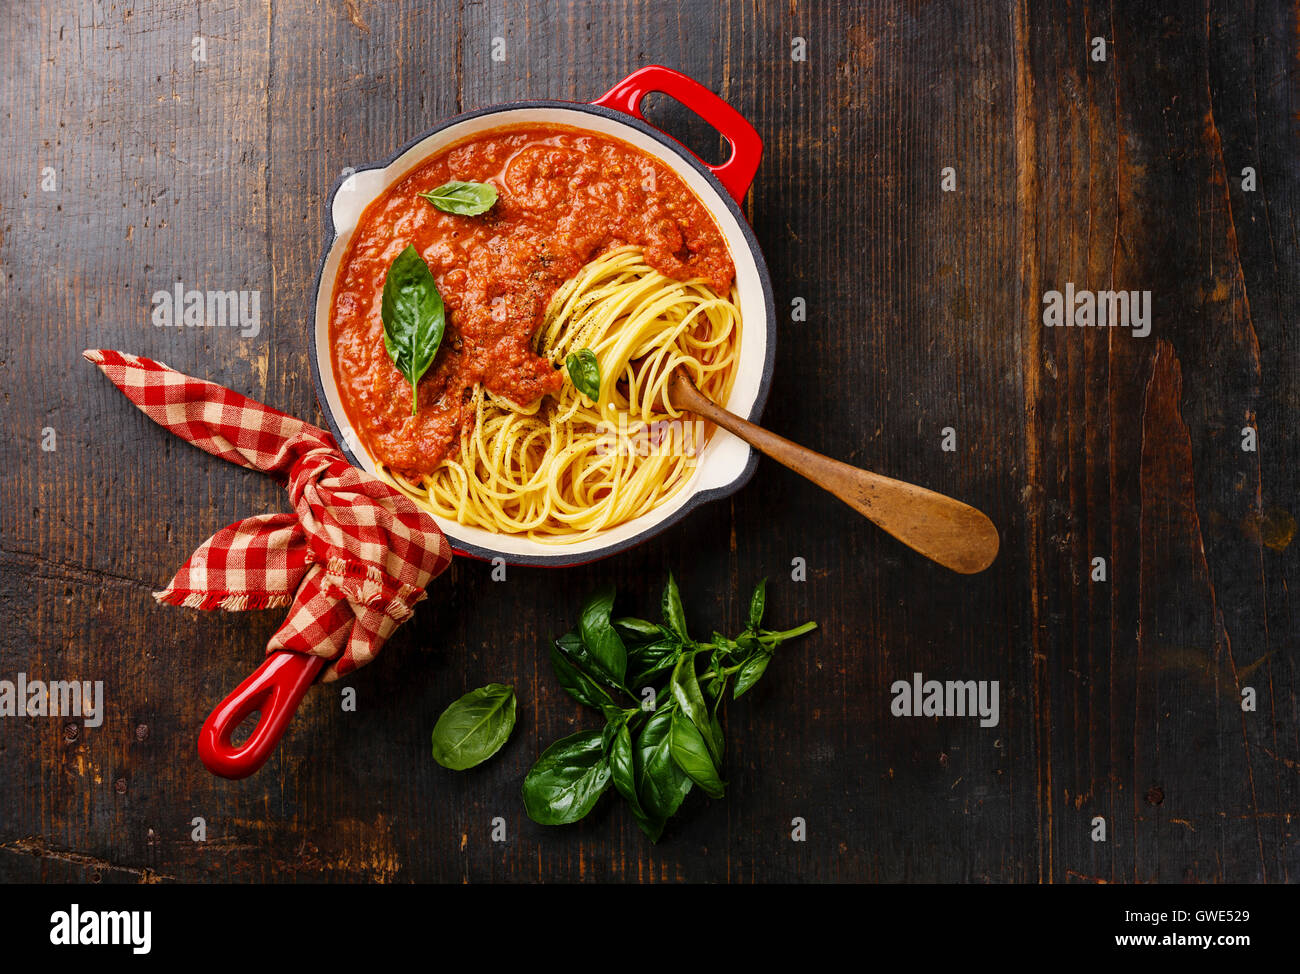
[329,124,735,479]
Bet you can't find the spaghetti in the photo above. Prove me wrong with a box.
[384,246,741,541]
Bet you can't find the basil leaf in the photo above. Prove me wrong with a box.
[550,638,615,711]
[611,718,668,842]
[636,706,693,821]
[522,729,612,825]
[661,572,689,642]
[565,349,601,401]
[669,712,726,799]
[609,719,642,811]
[748,577,767,631]
[710,632,738,656]
[579,585,627,685]
[601,711,624,753]
[430,684,516,770]
[669,652,719,764]
[613,617,662,644]
[627,637,681,688]
[417,179,498,215]
[632,805,668,844]
[733,650,773,699]
[706,637,733,693]
[381,244,445,416]
[553,628,619,691]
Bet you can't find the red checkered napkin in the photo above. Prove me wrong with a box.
[85,349,452,681]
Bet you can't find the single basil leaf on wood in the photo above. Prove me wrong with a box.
[579,585,627,684]
[549,638,615,711]
[522,729,612,825]
[748,577,767,631]
[661,572,689,642]
[417,179,498,215]
[566,349,601,401]
[670,652,719,764]
[430,684,516,770]
[381,244,445,416]
[732,650,773,699]
[635,706,693,821]
[669,712,726,799]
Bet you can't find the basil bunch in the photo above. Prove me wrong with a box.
[522,575,817,841]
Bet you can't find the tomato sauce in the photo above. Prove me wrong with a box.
[329,124,735,478]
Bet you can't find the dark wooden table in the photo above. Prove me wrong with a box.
[1,0,1295,883]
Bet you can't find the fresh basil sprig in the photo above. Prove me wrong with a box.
[381,244,445,416]
[431,684,516,770]
[418,180,498,216]
[565,349,601,401]
[522,575,817,841]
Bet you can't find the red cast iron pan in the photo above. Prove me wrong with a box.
[199,66,770,779]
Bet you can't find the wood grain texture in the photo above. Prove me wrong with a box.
[0,0,1295,883]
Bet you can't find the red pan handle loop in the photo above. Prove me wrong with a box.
[591,65,762,204]
[198,651,327,779]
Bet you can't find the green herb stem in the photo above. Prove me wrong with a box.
[759,621,819,643]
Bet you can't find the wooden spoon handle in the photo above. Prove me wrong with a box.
[671,375,999,574]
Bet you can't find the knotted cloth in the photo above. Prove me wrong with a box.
[85,350,452,681]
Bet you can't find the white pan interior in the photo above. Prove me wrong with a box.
[314,106,768,561]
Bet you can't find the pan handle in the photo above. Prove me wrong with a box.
[591,65,762,204]
[198,651,327,779]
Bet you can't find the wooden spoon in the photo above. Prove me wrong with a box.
[666,370,999,574]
